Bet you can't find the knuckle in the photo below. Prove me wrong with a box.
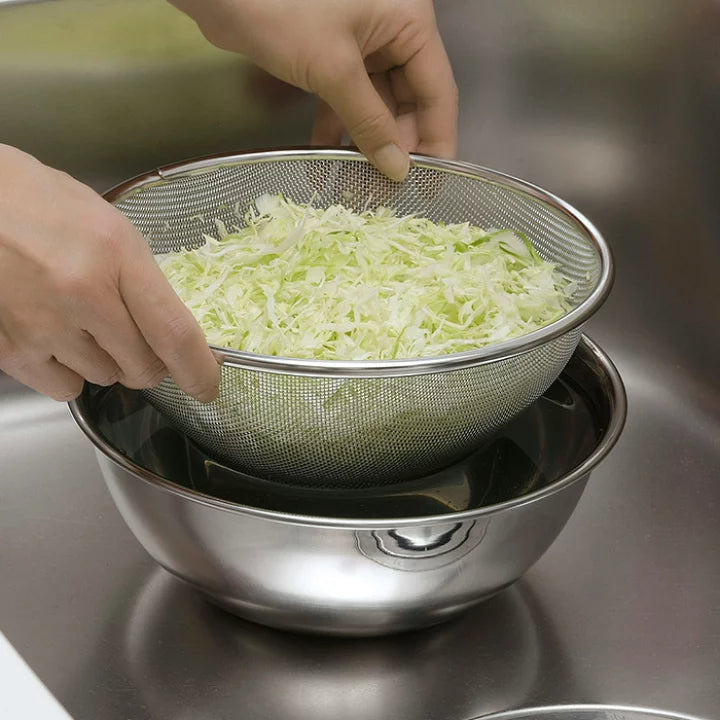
[157,313,199,354]
[121,358,168,390]
[79,209,140,271]
[53,261,96,299]
[99,211,135,253]
[311,50,362,95]
[58,273,93,299]
[393,16,425,50]
[308,51,345,89]
[348,109,392,142]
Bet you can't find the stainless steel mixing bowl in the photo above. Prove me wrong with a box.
[476,706,709,720]
[69,336,625,636]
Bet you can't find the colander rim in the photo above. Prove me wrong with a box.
[103,147,615,378]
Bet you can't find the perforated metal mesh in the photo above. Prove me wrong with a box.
[108,150,610,488]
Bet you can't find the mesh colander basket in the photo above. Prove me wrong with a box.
[104,148,613,488]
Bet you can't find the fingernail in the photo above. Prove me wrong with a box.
[211,349,226,366]
[374,143,410,182]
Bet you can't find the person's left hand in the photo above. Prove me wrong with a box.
[169,0,458,181]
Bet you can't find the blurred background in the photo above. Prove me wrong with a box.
[1,1,719,719]
[1,0,718,393]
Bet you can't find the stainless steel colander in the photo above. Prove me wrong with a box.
[104,148,613,488]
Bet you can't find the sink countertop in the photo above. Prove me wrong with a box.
[0,1,719,719]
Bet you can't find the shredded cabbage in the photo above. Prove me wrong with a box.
[158,194,573,360]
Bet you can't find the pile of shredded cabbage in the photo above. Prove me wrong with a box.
[158,194,574,360]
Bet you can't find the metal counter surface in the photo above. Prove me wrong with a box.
[1,1,719,718]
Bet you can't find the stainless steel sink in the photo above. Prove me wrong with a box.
[1,0,719,718]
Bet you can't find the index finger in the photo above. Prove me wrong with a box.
[400,29,458,159]
[315,47,410,181]
[119,238,220,403]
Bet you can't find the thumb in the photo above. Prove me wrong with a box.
[315,53,410,182]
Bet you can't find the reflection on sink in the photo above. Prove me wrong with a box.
[117,568,552,720]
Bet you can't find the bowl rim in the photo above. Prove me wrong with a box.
[68,334,627,529]
[473,704,709,720]
[103,146,615,378]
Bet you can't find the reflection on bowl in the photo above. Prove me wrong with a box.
[69,336,626,636]
[122,568,544,720]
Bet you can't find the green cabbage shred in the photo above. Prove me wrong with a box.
[158,194,573,360]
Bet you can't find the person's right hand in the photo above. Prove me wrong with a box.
[0,144,220,402]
